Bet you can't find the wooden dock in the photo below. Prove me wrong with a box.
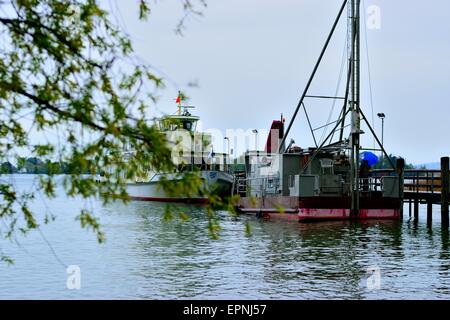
[371,157,449,226]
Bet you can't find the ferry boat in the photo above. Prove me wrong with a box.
[236,0,404,221]
[125,101,234,203]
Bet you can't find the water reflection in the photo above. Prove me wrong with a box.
[70,203,450,299]
[2,185,450,299]
[252,220,404,299]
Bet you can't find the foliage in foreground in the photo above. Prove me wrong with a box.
[0,0,236,264]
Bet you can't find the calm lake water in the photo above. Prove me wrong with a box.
[1,174,450,299]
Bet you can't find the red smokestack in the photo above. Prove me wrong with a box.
[264,120,284,153]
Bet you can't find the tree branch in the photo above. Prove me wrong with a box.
[0,17,104,69]
[9,86,155,147]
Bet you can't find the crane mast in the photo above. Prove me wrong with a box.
[349,0,361,216]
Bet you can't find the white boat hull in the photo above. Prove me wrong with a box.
[126,171,234,203]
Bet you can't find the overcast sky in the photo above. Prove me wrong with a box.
[112,0,450,164]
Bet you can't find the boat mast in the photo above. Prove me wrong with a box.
[349,0,361,216]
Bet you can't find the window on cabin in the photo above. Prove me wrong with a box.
[183,121,192,131]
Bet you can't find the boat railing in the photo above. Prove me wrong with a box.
[358,174,401,194]
[235,170,443,197]
[358,177,380,193]
[235,176,281,197]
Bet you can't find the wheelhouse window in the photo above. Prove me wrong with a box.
[159,117,198,132]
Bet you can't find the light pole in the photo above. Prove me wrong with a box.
[377,113,385,162]
[377,113,385,149]
[224,137,230,170]
[224,137,230,156]
[252,129,258,151]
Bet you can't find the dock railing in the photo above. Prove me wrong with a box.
[372,156,450,227]
[372,169,442,194]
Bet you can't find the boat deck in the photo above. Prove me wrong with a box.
[237,194,401,222]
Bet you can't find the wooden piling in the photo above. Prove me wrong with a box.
[409,200,412,217]
[396,158,405,219]
[441,157,449,227]
[427,200,433,227]
[414,199,419,221]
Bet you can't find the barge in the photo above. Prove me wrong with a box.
[236,0,403,222]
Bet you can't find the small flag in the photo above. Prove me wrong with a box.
[208,148,216,159]
[176,92,181,105]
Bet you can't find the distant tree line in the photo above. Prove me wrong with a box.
[371,154,415,170]
[0,157,92,174]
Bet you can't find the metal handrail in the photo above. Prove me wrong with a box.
[236,176,281,196]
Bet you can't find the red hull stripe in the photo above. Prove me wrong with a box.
[130,196,209,204]
[239,208,400,221]
[239,208,300,214]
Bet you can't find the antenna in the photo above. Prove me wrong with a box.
[176,90,182,115]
